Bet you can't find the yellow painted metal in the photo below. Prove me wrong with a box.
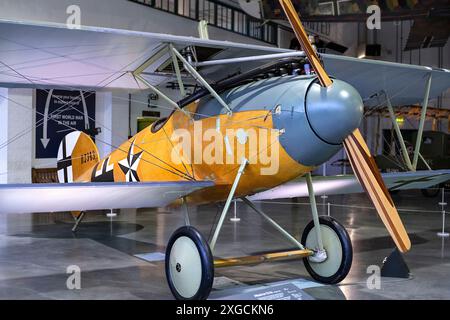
[72,102,311,204]
[69,132,100,182]
[214,249,314,268]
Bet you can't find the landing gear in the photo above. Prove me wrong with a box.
[164,166,353,300]
[421,185,440,198]
[301,216,352,284]
[165,226,214,300]
[71,211,86,232]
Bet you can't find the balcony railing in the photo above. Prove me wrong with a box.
[129,0,278,45]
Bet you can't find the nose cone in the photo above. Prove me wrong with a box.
[305,79,363,145]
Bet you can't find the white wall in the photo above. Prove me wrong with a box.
[95,92,114,159]
[0,88,33,183]
[111,93,131,149]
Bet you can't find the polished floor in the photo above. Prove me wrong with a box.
[0,189,449,300]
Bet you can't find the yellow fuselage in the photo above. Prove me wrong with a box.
[76,101,312,204]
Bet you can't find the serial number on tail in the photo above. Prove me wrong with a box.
[81,151,98,164]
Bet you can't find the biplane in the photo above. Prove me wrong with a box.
[1,0,450,300]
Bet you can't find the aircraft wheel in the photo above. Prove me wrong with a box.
[301,216,352,284]
[165,226,214,300]
[421,186,440,198]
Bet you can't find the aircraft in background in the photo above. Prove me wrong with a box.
[1,0,450,300]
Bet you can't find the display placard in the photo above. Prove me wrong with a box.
[35,89,95,159]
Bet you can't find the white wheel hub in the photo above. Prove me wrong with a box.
[305,225,342,278]
[169,236,202,298]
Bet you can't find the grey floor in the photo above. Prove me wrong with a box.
[0,189,449,300]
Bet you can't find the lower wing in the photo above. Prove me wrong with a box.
[0,181,213,214]
[249,170,450,201]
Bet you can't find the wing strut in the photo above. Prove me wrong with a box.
[384,91,414,171]
[412,73,432,170]
[169,44,233,115]
[382,84,433,172]
[132,45,191,118]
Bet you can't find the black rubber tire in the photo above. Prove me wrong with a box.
[421,187,440,198]
[301,216,352,284]
[165,226,214,300]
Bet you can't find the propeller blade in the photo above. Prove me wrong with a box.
[279,0,411,253]
[278,0,332,87]
[344,129,411,253]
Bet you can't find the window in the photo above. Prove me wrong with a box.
[154,0,175,12]
[198,0,215,25]
[130,0,277,44]
[178,0,197,19]
[215,5,232,30]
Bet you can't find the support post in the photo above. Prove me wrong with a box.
[210,159,248,252]
[437,188,449,237]
[305,172,324,251]
[412,74,432,169]
[182,197,190,226]
[437,210,449,237]
[241,197,305,250]
[170,45,233,115]
[106,208,117,217]
[72,211,86,232]
[230,199,240,222]
[385,91,414,171]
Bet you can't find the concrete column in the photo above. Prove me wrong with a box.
[0,88,8,183]
[111,93,130,149]
[95,92,113,159]
[0,88,33,183]
[95,91,129,159]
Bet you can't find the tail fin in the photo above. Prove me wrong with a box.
[57,131,99,183]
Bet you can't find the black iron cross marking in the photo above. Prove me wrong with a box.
[118,140,143,182]
[57,137,71,183]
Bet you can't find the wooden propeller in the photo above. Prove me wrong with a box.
[279,0,411,252]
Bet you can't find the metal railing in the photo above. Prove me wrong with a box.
[129,0,278,45]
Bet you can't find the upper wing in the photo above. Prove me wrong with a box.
[1,19,448,105]
[322,54,450,107]
[0,181,213,214]
[0,19,283,90]
[248,170,450,201]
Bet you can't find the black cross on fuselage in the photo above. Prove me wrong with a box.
[57,137,71,183]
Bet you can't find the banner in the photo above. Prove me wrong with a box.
[35,89,95,159]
